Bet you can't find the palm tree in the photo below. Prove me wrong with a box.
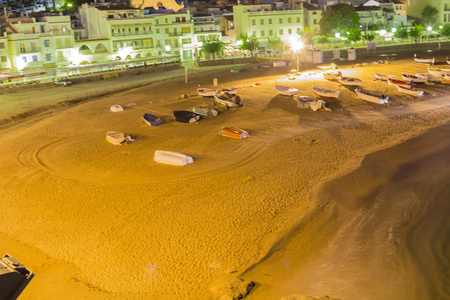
[201,37,225,59]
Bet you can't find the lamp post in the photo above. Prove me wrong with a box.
[290,36,303,72]
[427,26,432,42]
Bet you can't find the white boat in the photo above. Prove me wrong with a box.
[355,88,389,104]
[416,72,441,82]
[388,78,411,87]
[414,54,435,65]
[375,73,395,81]
[338,76,362,86]
[313,85,340,99]
[427,67,450,76]
[110,105,123,112]
[317,62,337,70]
[397,85,424,96]
[295,96,331,111]
[214,94,240,108]
[275,85,299,96]
[323,71,341,80]
[197,88,216,97]
[193,106,218,117]
[402,73,427,83]
[154,150,193,166]
[106,131,133,145]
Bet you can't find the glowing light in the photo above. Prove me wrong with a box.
[380,30,387,35]
[165,45,171,51]
[427,26,432,31]
[440,25,443,29]
[67,3,72,7]
[290,37,303,52]
[392,28,396,33]
[335,33,340,38]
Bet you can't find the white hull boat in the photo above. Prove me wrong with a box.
[397,85,424,96]
[323,71,341,80]
[427,67,450,76]
[197,88,216,97]
[414,54,435,65]
[338,76,362,86]
[154,150,193,166]
[416,72,441,82]
[388,78,411,87]
[317,63,337,70]
[402,73,427,83]
[275,85,299,96]
[355,88,389,104]
[375,73,395,81]
[313,85,340,99]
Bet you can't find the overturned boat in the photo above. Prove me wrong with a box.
[313,85,340,99]
[173,111,200,123]
[317,62,337,70]
[275,85,299,96]
[106,131,133,145]
[219,127,250,139]
[193,106,218,117]
[197,88,216,97]
[338,76,362,86]
[355,88,389,104]
[110,105,124,112]
[142,113,162,126]
[154,150,193,166]
[295,96,331,111]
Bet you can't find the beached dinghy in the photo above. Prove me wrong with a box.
[295,96,331,111]
[402,73,427,83]
[154,150,193,166]
[197,88,216,97]
[313,85,340,99]
[110,105,123,112]
[416,72,441,82]
[388,78,411,87]
[375,73,395,81]
[142,113,162,126]
[323,71,342,80]
[106,131,133,145]
[214,93,242,108]
[338,76,362,86]
[219,127,250,139]
[317,62,337,70]
[173,111,200,123]
[193,106,218,117]
[427,67,450,76]
[355,88,389,104]
[397,85,424,96]
[275,85,299,96]
[414,54,435,65]
[444,74,450,82]
[447,57,450,65]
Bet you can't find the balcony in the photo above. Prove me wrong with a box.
[18,48,40,54]
[168,32,185,36]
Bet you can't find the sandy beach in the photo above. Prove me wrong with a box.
[1,52,449,300]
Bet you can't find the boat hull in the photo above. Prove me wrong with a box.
[402,74,427,83]
[375,73,395,81]
[388,78,411,87]
[313,86,339,99]
[397,85,424,96]
[275,85,299,96]
[355,88,389,104]
[219,127,250,139]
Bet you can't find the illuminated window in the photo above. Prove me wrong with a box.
[46,54,51,61]
[22,56,27,63]
[33,55,38,62]
[20,43,25,53]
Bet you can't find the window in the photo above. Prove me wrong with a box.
[156,29,160,33]
[252,19,256,25]
[269,19,272,24]
[33,55,38,62]
[252,31,256,36]
[269,30,273,36]
[1,56,6,62]
[0,42,4,49]
[31,42,36,51]
[288,18,291,23]
[20,43,25,53]
[260,30,265,36]
[46,54,51,61]
[260,19,264,25]
[288,29,292,34]
[297,17,300,23]
[279,18,283,24]
[22,56,27,63]
[279,29,283,35]
[135,28,139,33]
[165,28,169,33]
[40,25,45,33]
[314,19,317,25]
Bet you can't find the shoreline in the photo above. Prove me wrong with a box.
[1,54,450,299]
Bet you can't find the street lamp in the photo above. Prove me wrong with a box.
[290,36,304,72]
[427,26,432,42]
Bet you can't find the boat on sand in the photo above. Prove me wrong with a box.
[313,85,340,99]
[388,78,411,87]
[402,73,427,83]
[142,113,162,126]
[154,150,193,166]
[193,106,218,117]
[219,127,250,139]
[338,76,362,86]
[173,111,200,123]
[414,54,435,65]
[397,85,424,96]
[295,96,331,111]
[317,62,337,70]
[355,88,389,104]
[375,73,395,81]
[416,72,441,82]
[275,85,299,96]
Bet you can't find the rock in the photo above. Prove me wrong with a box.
[211,278,255,300]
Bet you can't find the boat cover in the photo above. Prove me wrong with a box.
[173,111,200,123]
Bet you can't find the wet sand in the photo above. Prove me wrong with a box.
[0,53,450,299]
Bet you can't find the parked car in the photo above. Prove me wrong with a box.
[54,79,72,86]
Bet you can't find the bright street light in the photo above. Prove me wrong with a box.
[392,28,396,33]
[289,36,303,72]
[335,33,340,38]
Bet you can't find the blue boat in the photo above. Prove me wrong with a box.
[142,113,162,126]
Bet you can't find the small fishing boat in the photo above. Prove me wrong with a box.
[427,67,450,76]
[388,78,411,87]
[447,57,450,65]
[338,76,362,86]
[173,111,200,123]
[414,54,435,65]
[142,113,163,126]
[317,62,337,70]
[214,93,241,108]
[397,85,424,96]
[416,72,441,82]
[323,71,341,80]
[110,105,123,112]
[197,88,216,97]
[375,73,396,81]
[355,88,389,104]
[444,74,450,82]
[275,85,299,96]
[154,150,193,166]
[193,106,218,117]
[402,73,427,83]
[313,85,340,99]
[295,96,331,111]
[219,127,250,139]
[106,131,133,145]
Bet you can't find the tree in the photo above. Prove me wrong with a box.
[237,33,259,56]
[363,29,376,42]
[438,23,450,38]
[319,4,360,35]
[200,37,225,59]
[347,27,362,45]
[267,35,282,54]
[421,5,439,26]
[409,23,424,42]
[394,25,409,40]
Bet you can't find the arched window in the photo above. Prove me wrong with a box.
[95,43,108,53]
[79,45,92,55]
